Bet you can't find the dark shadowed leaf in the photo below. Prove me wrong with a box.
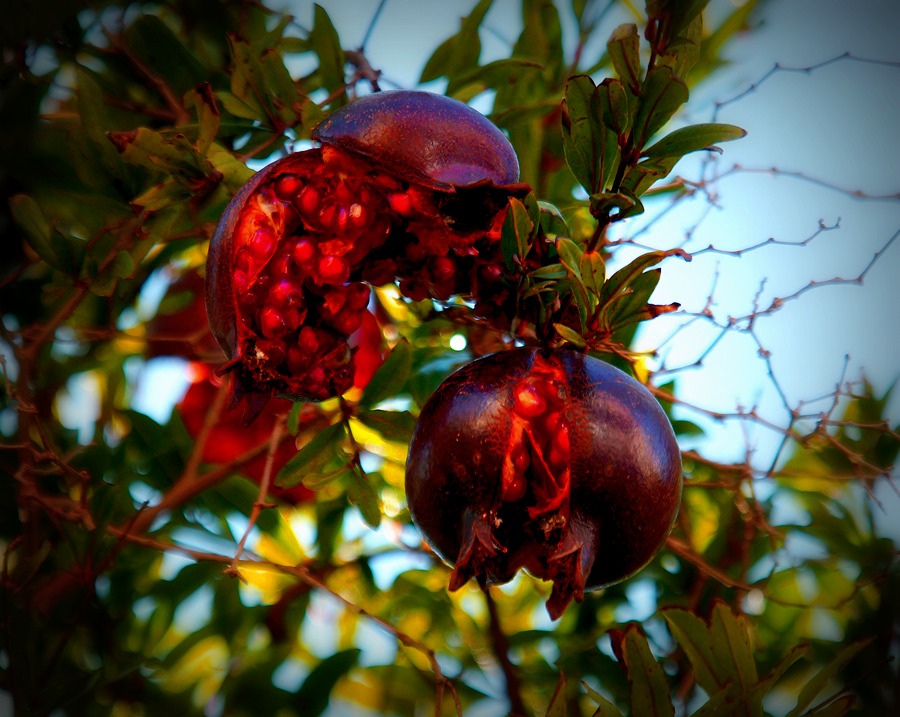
[293,648,362,716]
[607,24,642,93]
[785,639,873,717]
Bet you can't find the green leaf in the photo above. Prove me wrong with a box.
[607,24,642,93]
[643,123,747,159]
[600,249,688,306]
[216,90,261,121]
[555,237,584,278]
[647,0,709,47]
[606,268,662,330]
[10,195,69,273]
[359,340,413,409]
[754,643,808,698]
[346,465,381,528]
[709,601,760,716]
[538,200,569,234]
[228,33,273,121]
[501,196,535,270]
[617,625,674,717]
[600,77,631,139]
[632,66,689,148]
[553,323,586,349]
[561,75,602,194]
[581,681,625,717]
[109,251,134,279]
[420,0,491,83]
[785,638,873,717]
[447,57,543,97]
[184,83,221,156]
[293,648,361,717]
[688,682,741,717]
[580,250,606,296]
[108,127,205,183]
[357,410,417,444]
[618,156,680,197]
[259,46,301,125]
[276,421,345,488]
[309,4,345,101]
[590,190,643,220]
[662,608,724,695]
[530,263,568,281]
[545,672,566,717]
[804,695,857,717]
[124,15,208,97]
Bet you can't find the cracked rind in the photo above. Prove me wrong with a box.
[405,348,683,618]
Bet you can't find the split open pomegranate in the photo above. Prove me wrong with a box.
[205,91,527,421]
[405,348,683,619]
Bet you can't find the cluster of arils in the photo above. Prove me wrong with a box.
[206,91,529,421]
[147,270,386,505]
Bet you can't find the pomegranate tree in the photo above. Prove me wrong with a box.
[205,90,527,420]
[405,348,682,619]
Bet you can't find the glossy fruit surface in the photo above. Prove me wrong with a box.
[312,90,520,190]
[405,348,682,619]
[205,90,526,421]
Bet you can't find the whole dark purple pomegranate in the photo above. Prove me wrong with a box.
[205,90,527,420]
[405,348,682,619]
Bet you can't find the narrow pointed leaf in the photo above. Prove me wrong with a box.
[276,421,345,488]
[643,123,747,159]
[607,23,642,93]
[309,4,345,99]
[553,323,587,349]
[709,601,761,716]
[562,75,602,194]
[580,250,606,296]
[545,672,566,717]
[501,197,535,270]
[582,681,625,717]
[347,465,381,528]
[633,66,689,148]
[359,340,413,409]
[785,638,873,717]
[556,237,584,277]
[754,643,808,698]
[662,608,724,694]
[619,625,674,717]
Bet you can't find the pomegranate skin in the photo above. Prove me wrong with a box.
[312,90,520,190]
[405,348,682,619]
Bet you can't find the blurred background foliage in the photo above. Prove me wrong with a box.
[1,0,898,716]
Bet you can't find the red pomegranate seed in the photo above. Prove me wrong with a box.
[275,174,302,200]
[292,239,317,267]
[318,255,350,285]
[258,306,288,338]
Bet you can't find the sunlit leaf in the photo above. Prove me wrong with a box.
[359,340,413,409]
